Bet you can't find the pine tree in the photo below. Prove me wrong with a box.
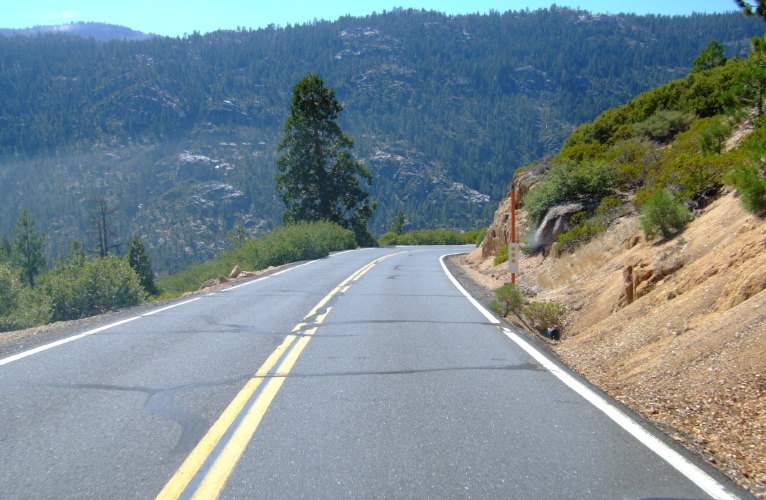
[0,234,11,263]
[692,40,727,73]
[276,73,376,246]
[126,234,158,296]
[12,209,46,287]
[391,210,406,235]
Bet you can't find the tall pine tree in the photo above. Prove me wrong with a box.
[276,73,376,246]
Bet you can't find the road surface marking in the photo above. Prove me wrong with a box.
[0,257,330,367]
[156,251,404,500]
[438,254,740,500]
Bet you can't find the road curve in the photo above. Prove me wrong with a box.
[0,247,750,499]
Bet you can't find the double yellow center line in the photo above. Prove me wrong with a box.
[156,252,402,500]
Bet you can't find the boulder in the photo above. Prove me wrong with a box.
[199,278,219,290]
[533,203,584,248]
[229,265,242,279]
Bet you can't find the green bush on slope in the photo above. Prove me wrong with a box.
[724,124,766,217]
[639,189,693,239]
[521,160,616,226]
[158,221,357,294]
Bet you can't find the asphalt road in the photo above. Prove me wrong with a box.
[0,247,750,499]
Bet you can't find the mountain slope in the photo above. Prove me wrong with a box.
[0,22,154,41]
[0,8,762,271]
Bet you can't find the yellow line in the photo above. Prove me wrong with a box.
[156,251,404,500]
[154,335,297,500]
[192,331,315,500]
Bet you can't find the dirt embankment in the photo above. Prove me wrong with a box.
[453,189,766,498]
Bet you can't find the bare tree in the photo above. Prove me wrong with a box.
[87,198,124,257]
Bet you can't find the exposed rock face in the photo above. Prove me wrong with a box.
[619,256,684,307]
[513,168,539,203]
[533,203,584,249]
[479,169,538,259]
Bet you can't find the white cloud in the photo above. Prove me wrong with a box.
[59,11,78,19]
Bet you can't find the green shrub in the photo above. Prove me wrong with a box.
[0,264,51,332]
[556,142,607,162]
[522,160,615,225]
[377,228,478,246]
[525,301,566,329]
[461,228,487,247]
[595,195,624,214]
[564,59,746,148]
[725,159,766,216]
[158,221,356,294]
[489,283,525,317]
[474,228,488,247]
[553,197,627,254]
[378,231,399,246]
[639,189,693,239]
[554,218,607,254]
[699,118,731,156]
[40,255,147,321]
[493,245,509,266]
[623,118,736,208]
[725,125,766,217]
[632,110,696,143]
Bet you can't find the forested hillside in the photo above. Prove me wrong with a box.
[0,7,761,272]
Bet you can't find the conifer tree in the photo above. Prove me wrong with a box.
[391,210,406,236]
[0,234,11,263]
[126,234,158,296]
[12,209,46,287]
[692,40,726,73]
[276,73,376,246]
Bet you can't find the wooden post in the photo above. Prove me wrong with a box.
[509,184,518,284]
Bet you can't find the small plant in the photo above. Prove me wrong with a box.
[493,245,509,266]
[725,156,766,217]
[554,218,607,254]
[519,242,535,255]
[639,189,693,239]
[489,283,525,318]
[595,195,623,214]
[524,301,566,330]
[699,118,731,156]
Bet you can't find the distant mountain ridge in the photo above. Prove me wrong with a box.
[0,8,762,272]
[0,22,155,41]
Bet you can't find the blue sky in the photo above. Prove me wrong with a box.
[2,0,744,37]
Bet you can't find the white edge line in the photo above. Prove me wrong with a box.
[141,297,202,317]
[438,254,739,500]
[222,259,318,291]
[0,256,325,367]
[0,317,140,367]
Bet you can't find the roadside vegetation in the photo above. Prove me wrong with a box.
[0,220,356,333]
[377,210,485,246]
[519,35,766,254]
[489,283,566,333]
[157,221,356,295]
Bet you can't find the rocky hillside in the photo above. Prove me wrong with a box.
[453,30,766,495]
[456,186,766,497]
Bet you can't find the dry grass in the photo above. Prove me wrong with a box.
[536,218,639,289]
